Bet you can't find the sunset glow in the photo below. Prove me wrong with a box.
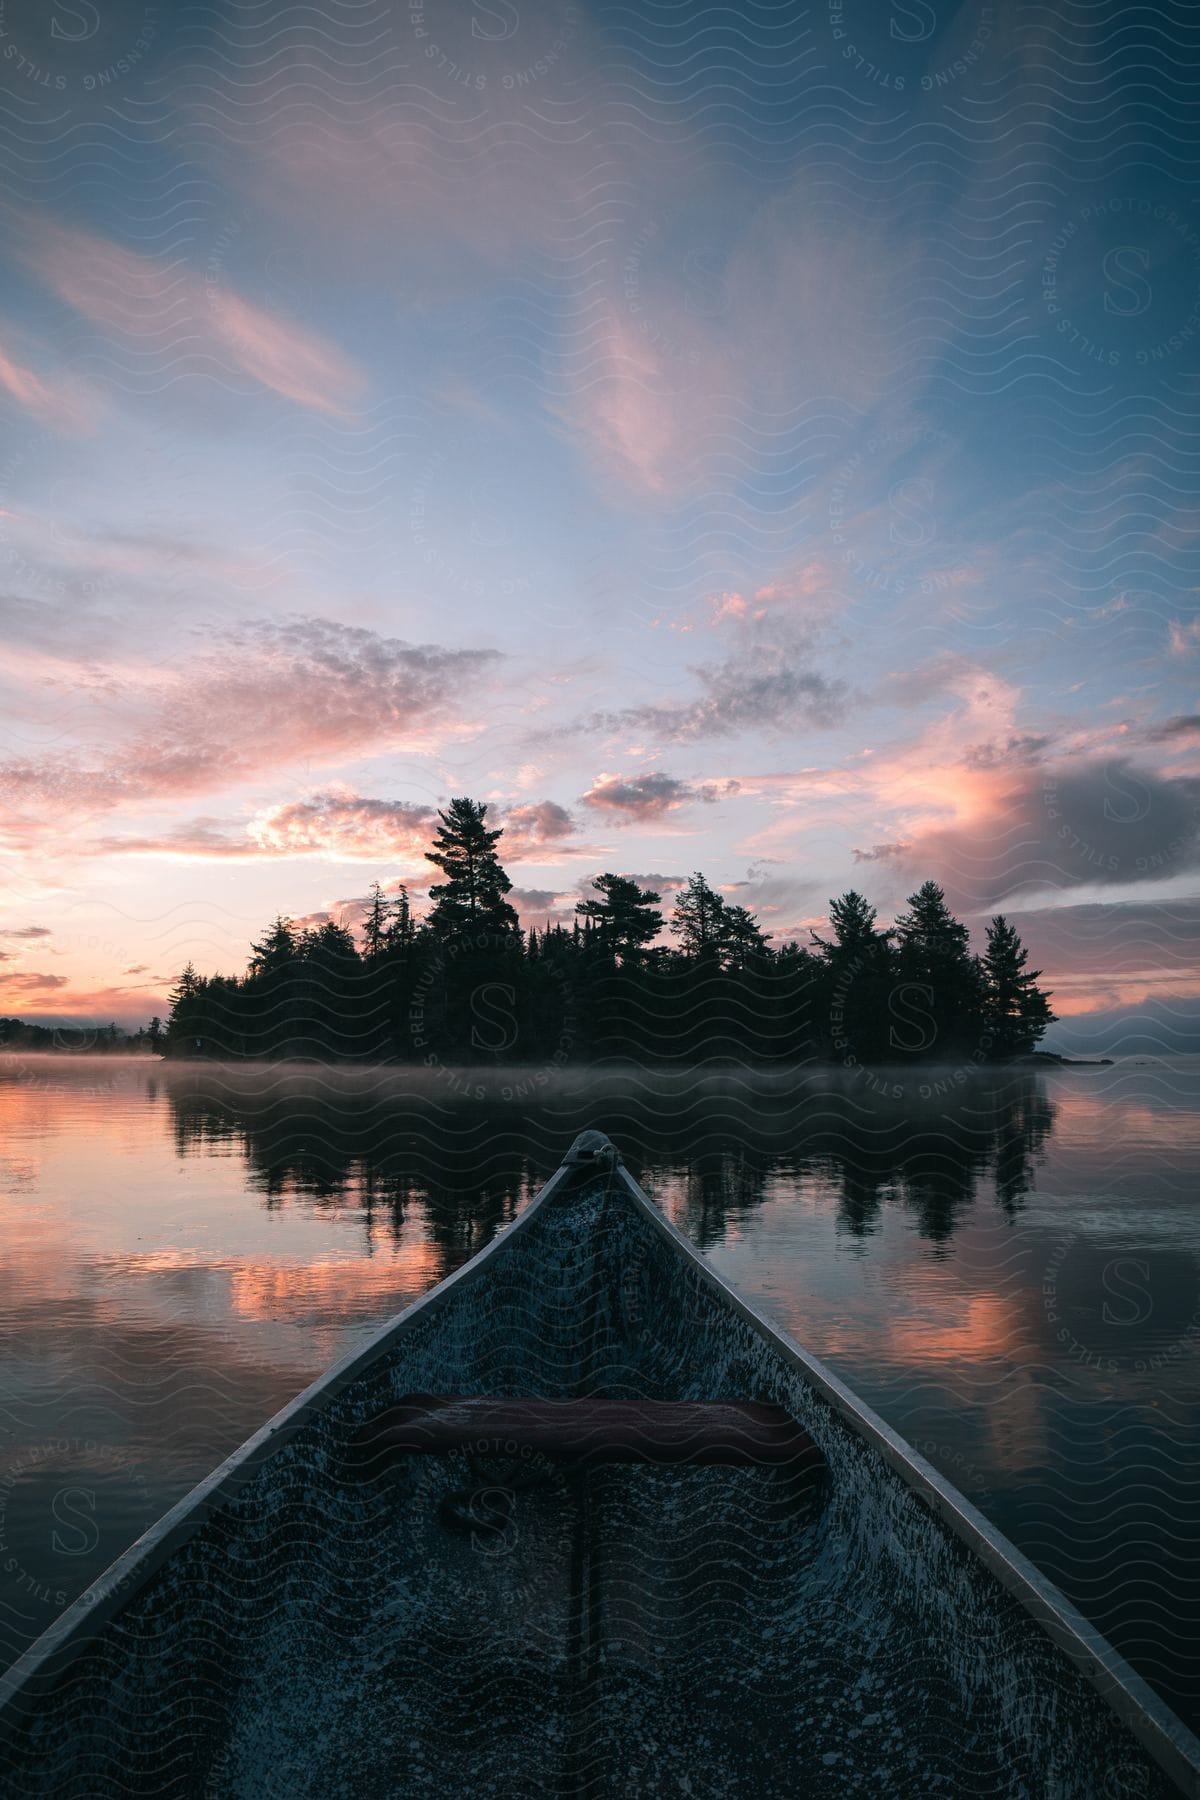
[0,2,1196,1055]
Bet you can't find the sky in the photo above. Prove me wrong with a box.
[0,0,1198,1046]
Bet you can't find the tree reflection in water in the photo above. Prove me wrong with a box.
[164,1066,1056,1283]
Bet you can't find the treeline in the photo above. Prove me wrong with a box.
[165,797,1055,1069]
[0,1017,164,1055]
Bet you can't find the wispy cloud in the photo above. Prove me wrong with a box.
[582,612,847,746]
[0,617,500,829]
[89,793,578,866]
[18,219,365,416]
[1168,618,1200,657]
[0,332,96,431]
[0,971,68,993]
[1145,714,1200,746]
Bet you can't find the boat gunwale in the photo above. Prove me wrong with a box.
[0,1140,1197,1798]
[0,1159,577,1734]
[610,1160,1200,1800]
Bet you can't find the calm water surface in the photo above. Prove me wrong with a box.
[1,1054,1197,1728]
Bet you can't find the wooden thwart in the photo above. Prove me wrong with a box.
[353,1395,827,1473]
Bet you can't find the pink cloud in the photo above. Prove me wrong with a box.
[710,591,751,622]
[553,317,687,495]
[0,618,499,829]
[82,789,584,869]
[497,800,576,858]
[0,335,96,432]
[250,792,435,860]
[1168,617,1200,657]
[80,793,580,867]
[206,290,365,415]
[551,196,907,497]
[19,219,364,416]
[711,563,840,625]
[890,759,1200,911]
[0,971,69,993]
[89,820,271,861]
[0,977,168,1026]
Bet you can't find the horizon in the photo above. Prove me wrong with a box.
[5,848,1194,1057]
[1,2,1197,1048]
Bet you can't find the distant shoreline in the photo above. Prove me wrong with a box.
[2,1045,1116,1070]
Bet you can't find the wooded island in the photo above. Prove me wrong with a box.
[164,798,1055,1068]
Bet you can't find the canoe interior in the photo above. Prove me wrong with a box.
[0,1164,1186,1798]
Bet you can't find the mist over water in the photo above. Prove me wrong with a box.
[1,1053,1197,1727]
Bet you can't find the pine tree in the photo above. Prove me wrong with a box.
[810,891,891,962]
[892,880,984,1056]
[894,881,971,963]
[249,916,297,976]
[424,798,519,936]
[166,962,205,1052]
[384,885,413,949]
[982,917,1055,1059]
[310,920,359,959]
[670,873,728,958]
[169,962,200,1005]
[810,892,895,1063]
[576,873,663,964]
[362,883,389,960]
[720,904,772,971]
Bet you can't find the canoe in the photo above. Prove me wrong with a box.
[1,1130,1198,1798]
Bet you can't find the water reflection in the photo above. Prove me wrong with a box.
[163,1063,1057,1266]
[7,1055,1198,1733]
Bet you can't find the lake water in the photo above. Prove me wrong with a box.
[1,1054,1198,1732]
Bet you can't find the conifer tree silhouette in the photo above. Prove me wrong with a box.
[424,798,519,936]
